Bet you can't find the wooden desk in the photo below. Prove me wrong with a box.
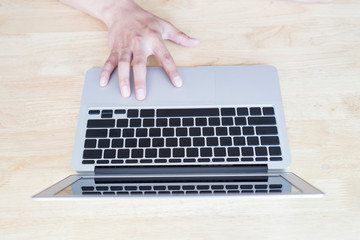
[1,0,359,239]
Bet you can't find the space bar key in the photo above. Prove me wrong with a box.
[157,108,220,117]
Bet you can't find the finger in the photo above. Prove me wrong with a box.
[117,50,132,98]
[153,41,182,88]
[100,52,118,87]
[132,52,148,101]
[164,23,199,47]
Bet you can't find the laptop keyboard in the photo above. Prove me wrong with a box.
[82,106,282,165]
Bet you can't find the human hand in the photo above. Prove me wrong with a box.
[99,0,199,100]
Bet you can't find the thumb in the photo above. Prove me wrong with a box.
[165,23,199,47]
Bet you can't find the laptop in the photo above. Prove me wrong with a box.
[33,65,323,198]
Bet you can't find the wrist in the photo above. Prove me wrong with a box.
[102,0,138,27]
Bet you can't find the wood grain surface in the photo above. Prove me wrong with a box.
[0,0,359,239]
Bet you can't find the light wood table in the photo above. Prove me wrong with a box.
[1,0,359,239]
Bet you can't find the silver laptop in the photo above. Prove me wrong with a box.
[33,65,323,199]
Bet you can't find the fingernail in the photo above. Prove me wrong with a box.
[100,77,107,87]
[136,89,146,100]
[173,76,183,87]
[121,86,130,98]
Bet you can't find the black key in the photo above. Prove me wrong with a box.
[169,118,181,126]
[126,159,138,164]
[98,139,110,148]
[211,185,224,190]
[158,191,170,195]
[138,159,150,163]
[216,127,228,136]
[270,190,282,193]
[213,190,226,194]
[186,191,198,194]
[237,107,249,116]
[270,157,282,161]
[213,158,225,162]
[198,158,210,162]
[152,138,164,147]
[202,127,214,136]
[139,138,151,147]
[110,186,123,191]
[140,109,155,117]
[250,107,261,115]
[143,118,155,127]
[139,186,152,190]
[157,108,220,117]
[104,149,116,158]
[182,185,195,190]
[127,109,138,118]
[255,185,267,189]
[193,137,205,146]
[82,192,101,195]
[173,148,185,157]
[209,117,220,126]
[263,107,275,115]
[117,192,129,195]
[240,185,253,189]
[182,118,194,126]
[243,127,254,135]
[261,136,280,145]
[169,159,181,163]
[122,129,134,138]
[131,149,143,158]
[159,148,171,157]
[235,117,247,125]
[226,185,238,190]
[136,128,148,137]
[269,147,282,156]
[206,137,218,146]
[179,138,191,147]
[166,138,178,147]
[176,128,187,136]
[96,159,108,164]
[241,157,254,162]
[222,117,233,126]
[111,139,123,148]
[195,118,207,126]
[221,108,235,116]
[186,148,199,157]
[220,137,232,146]
[227,157,240,162]
[189,127,201,136]
[184,158,196,163]
[255,147,267,156]
[101,113,112,119]
[125,138,137,148]
[163,128,174,137]
[117,149,130,158]
[149,128,161,137]
[153,186,166,190]
[82,160,95,164]
[156,118,167,127]
[270,184,282,189]
[233,137,246,146]
[256,126,278,135]
[102,110,112,114]
[87,119,115,128]
[86,129,107,138]
[200,148,212,157]
[248,117,276,125]
[117,119,128,127]
[125,186,137,191]
[114,109,126,114]
[82,186,94,191]
[83,150,102,159]
[229,127,241,135]
[103,192,115,195]
[214,147,226,156]
[255,157,268,161]
[109,129,121,138]
[130,119,141,127]
[84,139,96,148]
[168,185,181,190]
[247,137,259,145]
[145,149,157,158]
[228,147,240,156]
[89,110,100,115]
[241,147,254,156]
[197,185,209,190]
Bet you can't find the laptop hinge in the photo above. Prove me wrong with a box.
[95,164,268,175]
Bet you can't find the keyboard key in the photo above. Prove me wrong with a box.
[255,147,267,156]
[87,119,115,128]
[157,108,219,117]
[179,138,191,147]
[269,147,282,156]
[139,138,151,147]
[213,158,225,162]
[143,118,155,127]
[242,127,255,135]
[145,149,157,158]
[86,129,107,138]
[214,147,226,156]
[98,139,110,148]
[229,127,241,135]
[195,118,207,126]
[261,136,280,145]
[114,109,126,114]
[183,158,196,163]
[270,157,282,161]
[111,159,124,164]
[209,117,221,126]
[186,148,199,157]
[127,109,138,118]
[250,107,261,115]
[235,117,246,125]
[202,127,214,136]
[221,108,235,116]
[159,148,171,157]
[84,139,96,148]
[256,126,278,135]
[130,119,141,127]
[189,128,201,136]
[122,129,134,137]
[193,137,205,146]
[216,127,228,136]
[182,118,194,126]
[111,139,123,148]
[173,148,185,157]
[200,148,212,157]
[136,128,148,137]
[220,137,232,146]
[237,108,249,116]
[233,137,246,146]
[149,128,161,137]
[169,158,181,163]
[263,107,275,115]
[117,119,128,127]
[176,128,188,136]
[82,186,94,191]
[125,138,137,148]
[166,138,178,147]
[101,113,112,119]
[104,149,116,158]
[88,110,100,115]
[206,137,218,146]
[169,118,181,126]
[117,149,130,158]
[83,150,102,159]
[163,128,174,137]
[109,129,121,138]
[241,157,254,161]
[140,109,155,117]
[270,184,282,189]
[97,160,109,164]
[221,117,233,126]
[156,118,167,127]
[241,147,254,156]
[131,149,143,158]
[255,157,268,161]
[198,158,210,162]
[152,138,164,147]
[247,137,259,145]
[228,147,240,156]
[227,157,240,162]
[248,117,276,125]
